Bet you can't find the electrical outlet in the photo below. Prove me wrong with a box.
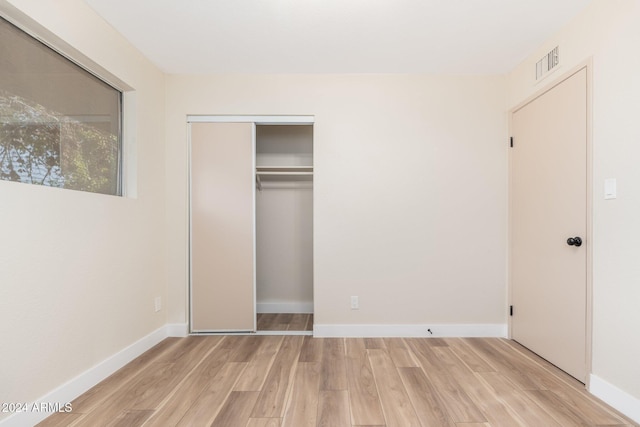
[350,296,359,310]
[154,296,162,312]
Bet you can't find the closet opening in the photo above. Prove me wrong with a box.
[188,115,314,335]
[255,124,314,334]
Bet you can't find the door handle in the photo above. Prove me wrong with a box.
[567,237,583,247]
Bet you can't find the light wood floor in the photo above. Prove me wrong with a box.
[257,313,313,331]
[37,336,637,427]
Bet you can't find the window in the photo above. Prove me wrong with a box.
[0,17,122,196]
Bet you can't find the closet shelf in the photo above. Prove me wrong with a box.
[256,166,313,176]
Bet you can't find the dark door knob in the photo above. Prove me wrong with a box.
[567,237,583,247]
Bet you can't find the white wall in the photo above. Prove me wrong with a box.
[507,0,640,410]
[166,74,508,330]
[0,0,166,421]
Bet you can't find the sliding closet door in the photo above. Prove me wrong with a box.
[190,122,255,332]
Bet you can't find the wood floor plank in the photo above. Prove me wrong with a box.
[246,418,282,427]
[288,313,310,331]
[153,336,213,364]
[35,413,84,427]
[463,338,541,391]
[106,409,154,427]
[499,339,632,425]
[37,339,198,427]
[275,313,294,325]
[537,381,631,426]
[525,389,599,426]
[257,314,287,331]
[424,344,519,427]
[73,362,175,427]
[175,362,247,426]
[494,338,590,391]
[398,367,455,427]
[432,344,500,403]
[367,348,421,427]
[454,424,491,427]
[482,338,558,391]
[476,371,562,426]
[445,338,496,373]
[320,338,348,390]
[424,337,449,347]
[252,335,304,418]
[502,339,585,387]
[129,337,216,411]
[256,313,271,330]
[406,339,486,423]
[457,371,525,427]
[65,338,184,415]
[431,345,482,383]
[364,338,386,349]
[298,336,323,362]
[305,314,314,331]
[491,339,633,425]
[235,336,285,391]
[257,313,312,331]
[344,338,385,426]
[317,390,351,427]
[385,338,418,368]
[211,391,260,427]
[229,335,268,362]
[219,335,248,351]
[144,347,232,426]
[281,362,321,427]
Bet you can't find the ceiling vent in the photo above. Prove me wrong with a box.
[536,46,559,80]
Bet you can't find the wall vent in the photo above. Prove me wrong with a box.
[536,46,559,80]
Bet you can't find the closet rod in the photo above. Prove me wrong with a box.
[256,166,313,173]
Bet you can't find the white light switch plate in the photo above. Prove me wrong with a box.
[605,178,616,200]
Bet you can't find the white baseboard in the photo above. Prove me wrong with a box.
[589,374,640,423]
[256,302,313,314]
[0,325,169,427]
[313,323,507,338]
[167,323,189,337]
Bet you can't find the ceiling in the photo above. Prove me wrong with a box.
[84,0,593,75]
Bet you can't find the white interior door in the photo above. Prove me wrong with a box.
[190,122,255,332]
[510,67,588,381]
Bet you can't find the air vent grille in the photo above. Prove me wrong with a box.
[536,46,559,80]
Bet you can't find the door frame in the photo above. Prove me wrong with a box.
[507,60,593,386]
[187,115,315,334]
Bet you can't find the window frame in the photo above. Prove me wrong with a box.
[0,5,133,197]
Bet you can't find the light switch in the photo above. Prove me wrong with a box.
[604,178,616,200]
